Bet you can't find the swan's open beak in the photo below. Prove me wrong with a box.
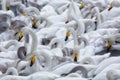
[30,55,36,67]
[65,31,70,41]
[6,3,11,10]
[107,40,111,52]
[18,32,23,41]
[32,19,37,29]
[79,3,84,9]
[108,4,112,11]
[73,52,78,62]
[22,12,27,16]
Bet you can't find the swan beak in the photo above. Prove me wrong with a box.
[108,4,112,11]
[107,40,111,52]
[22,12,27,16]
[32,19,37,29]
[18,32,23,41]
[65,31,70,41]
[73,52,78,62]
[30,56,36,67]
[79,3,84,9]
[6,3,11,10]
[65,20,69,24]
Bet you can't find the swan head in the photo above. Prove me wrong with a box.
[108,4,113,11]
[30,55,36,67]
[73,52,79,62]
[18,31,23,41]
[65,31,71,41]
[31,19,37,29]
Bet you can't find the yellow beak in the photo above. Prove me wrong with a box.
[22,12,27,16]
[79,3,84,9]
[108,4,112,11]
[6,3,11,10]
[32,19,37,29]
[107,40,111,52]
[30,55,36,67]
[73,52,78,62]
[65,31,70,41]
[18,31,23,41]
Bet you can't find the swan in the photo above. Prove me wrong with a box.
[93,63,120,80]
[52,63,88,78]
[94,57,120,75]
[27,71,59,80]
[18,27,38,54]
[3,0,26,16]
[55,77,87,80]
[27,0,48,11]
[19,50,52,75]
[0,40,20,52]
[108,0,120,11]
[106,69,120,80]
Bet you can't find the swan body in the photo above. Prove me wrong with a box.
[106,69,120,80]
[94,57,120,75]
[93,63,120,80]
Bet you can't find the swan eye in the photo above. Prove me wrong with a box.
[73,52,78,62]
[30,56,36,67]
[18,32,23,41]
[22,12,27,16]
[108,4,112,11]
[65,31,70,41]
[79,3,84,9]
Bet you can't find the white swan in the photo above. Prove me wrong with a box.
[93,63,120,80]
[106,69,120,80]
[52,63,88,78]
[19,49,52,75]
[94,57,120,75]
[18,27,38,54]
[108,0,120,11]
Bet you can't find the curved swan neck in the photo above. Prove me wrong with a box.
[5,67,18,76]
[22,27,38,53]
[48,38,64,49]
[69,27,78,47]
[4,40,19,49]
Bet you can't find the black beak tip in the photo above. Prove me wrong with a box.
[74,57,77,62]
[108,8,111,11]
[32,25,37,29]
[65,37,68,41]
[30,61,33,67]
[18,38,21,41]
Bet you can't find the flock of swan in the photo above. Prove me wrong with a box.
[0,0,120,80]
